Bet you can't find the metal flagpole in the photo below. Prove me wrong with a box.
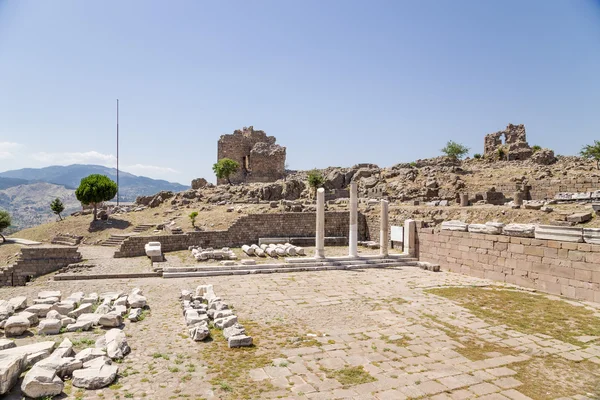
[117,99,119,206]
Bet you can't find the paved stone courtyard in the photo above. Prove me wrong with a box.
[2,264,600,399]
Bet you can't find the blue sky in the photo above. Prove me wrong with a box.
[1,0,599,185]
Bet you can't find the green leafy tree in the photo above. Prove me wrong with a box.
[441,140,470,160]
[50,197,65,221]
[0,210,11,243]
[580,140,600,170]
[189,211,198,228]
[212,158,240,185]
[531,145,542,153]
[307,169,325,197]
[473,153,482,159]
[75,174,118,221]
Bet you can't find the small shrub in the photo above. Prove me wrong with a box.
[532,145,542,153]
[409,161,417,167]
[307,169,325,197]
[473,153,482,159]
[497,147,506,160]
[189,211,198,228]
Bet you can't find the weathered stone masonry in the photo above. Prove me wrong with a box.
[115,212,372,258]
[0,246,82,286]
[217,126,286,185]
[417,226,600,302]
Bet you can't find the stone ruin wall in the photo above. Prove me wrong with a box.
[0,246,82,286]
[217,126,286,185]
[484,123,533,161]
[115,211,370,258]
[416,225,600,303]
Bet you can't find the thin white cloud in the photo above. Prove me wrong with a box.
[0,142,22,159]
[124,164,180,174]
[30,151,116,167]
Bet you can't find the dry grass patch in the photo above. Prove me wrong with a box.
[427,287,600,345]
[513,356,600,399]
[0,243,21,266]
[322,365,376,387]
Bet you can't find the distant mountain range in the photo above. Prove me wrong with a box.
[0,164,189,232]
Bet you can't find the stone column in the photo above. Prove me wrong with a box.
[404,219,416,257]
[380,200,389,257]
[349,182,358,258]
[460,193,469,207]
[315,188,325,258]
[514,192,524,207]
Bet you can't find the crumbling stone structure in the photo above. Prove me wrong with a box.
[484,124,533,161]
[217,126,286,185]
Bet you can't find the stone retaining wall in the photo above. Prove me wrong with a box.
[468,176,600,201]
[115,212,368,258]
[417,226,600,302]
[0,246,82,286]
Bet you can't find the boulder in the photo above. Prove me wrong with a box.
[324,169,345,190]
[20,364,64,398]
[441,220,468,232]
[99,314,123,328]
[0,353,27,395]
[4,315,30,337]
[72,363,119,389]
[228,335,253,348]
[503,224,536,238]
[38,318,62,335]
[535,225,583,243]
[191,178,208,189]
[96,329,130,360]
[531,148,557,165]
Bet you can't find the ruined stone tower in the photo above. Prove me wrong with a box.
[484,124,533,161]
[216,126,286,185]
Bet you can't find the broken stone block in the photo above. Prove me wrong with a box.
[535,225,583,243]
[228,335,253,348]
[94,304,111,315]
[18,311,39,325]
[45,310,62,320]
[33,297,59,305]
[524,201,544,210]
[25,304,52,318]
[0,303,14,321]
[81,293,99,304]
[20,364,64,398]
[0,353,27,395]
[77,313,102,326]
[111,305,127,316]
[96,329,130,360]
[441,220,468,232]
[38,319,62,335]
[67,303,93,319]
[189,324,210,341]
[241,259,256,266]
[74,348,106,363]
[38,291,61,300]
[128,294,147,308]
[99,314,123,328]
[223,323,246,340]
[37,356,82,379]
[214,309,234,320]
[51,301,75,315]
[114,296,128,307]
[0,340,16,351]
[7,296,27,311]
[0,341,56,368]
[128,308,143,322]
[567,212,592,224]
[180,290,192,301]
[66,320,93,332]
[468,223,503,235]
[214,315,238,329]
[53,339,75,359]
[66,292,85,304]
[583,228,600,245]
[4,315,30,337]
[502,223,536,238]
[72,363,118,389]
[60,317,76,327]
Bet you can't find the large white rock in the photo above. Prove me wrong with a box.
[7,296,27,311]
[128,294,147,308]
[61,317,76,327]
[68,303,93,319]
[38,318,62,335]
[81,293,99,304]
[33,297,59,305]
[66,292,85,304]
[0,353,27,395]
[25,304,52,317]
[0,303,14,321]
[228,335,253,348]
[99,313,123,328]
[77,313,102,325]
[38,291,61,300]
[189,324,210,341]
[51,301,75,315]
[535,225,583,243]
[503,223,536,238]
[37,356,82,379]
[96,329,130,360]
[4,315,30,337]
[223,323,246,340]
[144,241,162,257]
[128,308,143,322]
[72,363,118,389]
[18,311,39,325]
[46,310,62,320]
[214,315,238,329]
[114,295,128,307]
[20,364,64,398]
[441,220,469,232]
[74,348,106,363]
[583,228,600,245]
[0,341,56,367]
[66,320,93,332]
[53,339,75,359]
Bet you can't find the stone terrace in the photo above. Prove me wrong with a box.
[1,265,599,399]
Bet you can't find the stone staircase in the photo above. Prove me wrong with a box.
[101,234,132,247]
[162,254,417,278]
[132,224,155,233]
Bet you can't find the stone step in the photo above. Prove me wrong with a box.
[162,260,416,278]
[285,254,414,264]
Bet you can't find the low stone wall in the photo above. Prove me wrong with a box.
[115,212,367,258]
[0,246,82,286]
[417,226,600,302]
[468,176,600,201]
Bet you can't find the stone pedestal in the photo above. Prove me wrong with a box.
[514,192,524,207]
[315,188,325,258]
[460,193,469,207]
[349,182,358,257]
[380,200,389,257]
[404,219,416,257]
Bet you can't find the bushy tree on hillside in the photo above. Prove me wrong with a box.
[0,210,11,243]
[580,140,600,170]
[307,169,325,198]
[441,140,470,160]
[50,197,65,220]
[189,211,198,228]
[75,174,118,221]
[213,158,240,185]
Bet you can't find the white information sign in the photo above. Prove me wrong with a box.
[391,226,404,242]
